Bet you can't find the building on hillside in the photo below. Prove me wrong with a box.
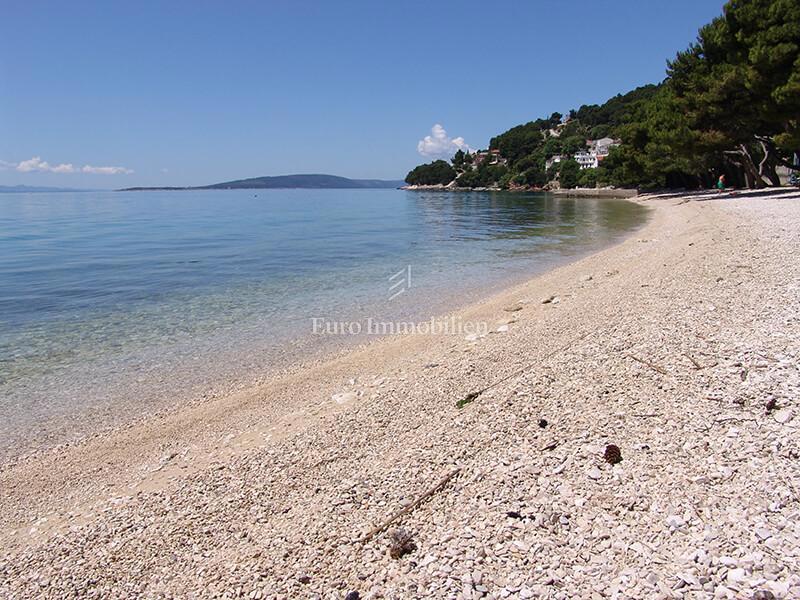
[591,137,618,158]
[474,149,507,167]
[574,150,598,170]
[542,138,622,174]
[545,154,563,170]
[569,138,621,170]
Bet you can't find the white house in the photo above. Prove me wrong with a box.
[574,151,598,170]
[473,149,507,167]
[592,137,618,157]
[546,138,621,172]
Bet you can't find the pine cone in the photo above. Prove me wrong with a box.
[604,444,622,464]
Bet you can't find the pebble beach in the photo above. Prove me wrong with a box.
[2,189,800,599]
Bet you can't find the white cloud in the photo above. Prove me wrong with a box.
[81,165,133,175]
[417,124,471,159]
[16,156,72,173]
[1,156,133,175]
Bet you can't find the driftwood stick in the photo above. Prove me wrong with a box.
[683,353,703,370]
[626,354,668,375]
[457,326,603,408]
[359,468,461,543]
[714,416,758,424]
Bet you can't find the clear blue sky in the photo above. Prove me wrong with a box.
[1,0,725,188]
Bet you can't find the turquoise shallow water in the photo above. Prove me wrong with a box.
[0,189,648,457]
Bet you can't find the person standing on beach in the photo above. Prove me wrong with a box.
[716,174,726,191]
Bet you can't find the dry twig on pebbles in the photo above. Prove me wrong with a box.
[626,353,669,375]
[683,352,704,369]
[456,326,603,408]
[358,468,461,544]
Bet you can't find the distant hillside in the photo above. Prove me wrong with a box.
[201,174,404,189]
[0,185,96,193]
[119,174,404,192]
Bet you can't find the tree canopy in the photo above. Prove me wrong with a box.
[667,0,800,187]
[404,0,799,191]
[404,160,456,186]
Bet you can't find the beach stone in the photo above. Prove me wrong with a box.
[765,581,790,597]
[332,392,357,404]
[755,527,772,541]
[726,568,747,586]
[773,409,792,424]
[666,515,685,530]
[4,192,800,600]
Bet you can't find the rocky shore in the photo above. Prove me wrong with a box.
[2,189,799,599]
[400,184,637,197]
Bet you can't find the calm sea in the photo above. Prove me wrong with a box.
[0,189,648,458]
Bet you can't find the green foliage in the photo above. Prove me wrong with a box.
[561,136,587,156]
[558,159,581,189]
[542,137,562,159]
[456,162,508,188]
[455,170,480,188]
[602,86,708,190]
[403,0,800,191]
[577,168,598,188]
[589,124,611,139]
[573,85,661,130]
[520,166,547,187]
[451,149,467,169]
[490,123,544,163]
[667,0,800,186]
[498,172,514,189]
[405,160,456,185]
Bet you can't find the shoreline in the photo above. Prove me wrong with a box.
[0,193,647,464]
[2,189,800,598]
[400,184,639,197]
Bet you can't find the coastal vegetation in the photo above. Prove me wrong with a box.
[405,0,799,191]
[404,160,457,186]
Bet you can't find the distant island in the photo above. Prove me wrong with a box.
[119,174,404,192]
[0,185,97,193]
